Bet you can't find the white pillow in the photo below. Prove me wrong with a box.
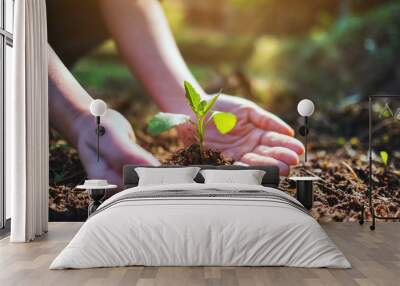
[200,169,266,185]
[135,167,200,186]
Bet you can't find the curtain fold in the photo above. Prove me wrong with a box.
[9,0,48,242]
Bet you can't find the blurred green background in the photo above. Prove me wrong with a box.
[72,0,400,145]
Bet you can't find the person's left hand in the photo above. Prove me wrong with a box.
[75,109,160,185]
[178,94,304,175]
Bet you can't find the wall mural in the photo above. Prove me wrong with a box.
[47,0,400,222]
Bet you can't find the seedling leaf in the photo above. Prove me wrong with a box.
[337,137,345,146]
[199,100,208,114]
[203,94,219,115]
[212,112,237,134]
[395,108,400,121]
[147,112,191,135]
[184,81,201,113]
[380,103,393,118]
[380,150,389,166]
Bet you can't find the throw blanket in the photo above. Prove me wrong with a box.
[91,188,310,218]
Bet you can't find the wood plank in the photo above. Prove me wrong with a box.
[0,222,399,286]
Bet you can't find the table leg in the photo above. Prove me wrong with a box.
[296,181,314,210]
[87,189,106,216]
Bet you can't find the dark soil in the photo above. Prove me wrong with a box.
[280,149,400,222]
[163,144,233,165]
[49,131,400,222]
[49,131,89,221]
[49,186,89,221]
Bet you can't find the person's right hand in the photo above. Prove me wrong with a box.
[74,109,159,185]
[177,94,304,176]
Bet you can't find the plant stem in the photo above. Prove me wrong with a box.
[197,115,205,161]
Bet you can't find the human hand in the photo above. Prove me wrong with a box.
[74,109,159,185]
[178,94,304,175]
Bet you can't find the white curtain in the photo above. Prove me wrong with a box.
[8,0,49,242]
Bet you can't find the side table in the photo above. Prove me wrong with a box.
[289,176,320,210]
[76,182,117,216]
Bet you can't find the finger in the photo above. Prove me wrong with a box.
[253,146,299,166]
[217,130,264,160]
[233,161,248,166]
[101,136,160,171]
[204,122,254,144]
[249,106,294,136]
[116,143,161,167]
[205,127,256,153]
[87,168,122,186]
[238,152,290,176]
[261,132,304,155]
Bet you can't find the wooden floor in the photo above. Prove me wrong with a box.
[0,222,399,286]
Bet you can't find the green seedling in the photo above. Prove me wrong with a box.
[379,103,394,118]
[380,150,389,166]
[147,81,237,155]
